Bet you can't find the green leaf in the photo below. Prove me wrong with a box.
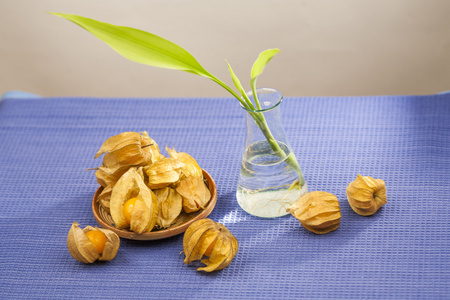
[251,49,280,80]
[49,12,213,78]
[250,49,280,109]
[225,61,254,110]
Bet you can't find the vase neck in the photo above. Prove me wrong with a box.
[241,88,283,113]
[243,88,290,154]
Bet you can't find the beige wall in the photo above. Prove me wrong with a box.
[1,0,449,98]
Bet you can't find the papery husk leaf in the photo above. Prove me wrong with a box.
[97,185,113,212]
[110,168,139,229]
[177,176,211,213]
[155,187,183,229]
[95,165,129,188]
[224,230,239,269]
[129,196,154,234]
[199,224,238,272]
[102,144,148,167]
[67,222,99,264]
[198,235,229,272]
[165,146,202,178]
[143,132,164,164]
[303,210,341,226]
[182,218,212,255]
[83,226,120,261]
[287,191,341,235]
[346,174,387,216]
[183,219,238,272]
[97,228,120,261]
[144,157,185,189]
[95,132,141,159]
[110,167,158,233]
[94,132,154,173]
[185,227,219,264]
[96,164,143,212]
[183,219,216,264]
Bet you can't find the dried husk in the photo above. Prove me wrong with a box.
[165,146,202,178]
[94,131,156,173]
[110,167,158,234]
[95,165,129,212]
[67,222,120,263]
[144,157,185,189]
[97,184,113,212]
[176,175,211,213]
[183,219,238,272]
[287,191,341,235]
[143,133,165,165]
[95,164,135,212]
[155,187,183,229]
[346,174,387,216]
[95,165,129,188]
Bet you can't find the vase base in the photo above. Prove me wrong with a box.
[236,183,308,218]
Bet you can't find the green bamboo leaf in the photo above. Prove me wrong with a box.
[250,49,280,109]
[251,49,280,80]
[225,61,253,109]
[50,12,213,78]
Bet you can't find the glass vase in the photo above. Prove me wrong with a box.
[236,88,308,218]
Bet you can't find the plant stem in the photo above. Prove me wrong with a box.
[249,111,305,186]
[251,85,262,111]
[207,75,306,187]
[208,76,251,109]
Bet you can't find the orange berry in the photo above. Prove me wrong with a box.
[85,230,107,254]
[123,198,138,224]
[204,237,218,257]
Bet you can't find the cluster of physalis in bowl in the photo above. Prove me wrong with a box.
[93,131,212,233]
[67,131,238,272]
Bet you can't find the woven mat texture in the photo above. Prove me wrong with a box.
[0,95,449,299]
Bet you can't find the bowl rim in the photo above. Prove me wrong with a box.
[92,169,217,240]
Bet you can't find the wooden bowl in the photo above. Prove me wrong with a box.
[92,169,217,240]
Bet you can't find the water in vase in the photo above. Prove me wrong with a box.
[236,140,308,218]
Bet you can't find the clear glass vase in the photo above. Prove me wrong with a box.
[236,88,308,218]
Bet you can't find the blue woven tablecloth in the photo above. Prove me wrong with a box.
[0,94,449,299]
